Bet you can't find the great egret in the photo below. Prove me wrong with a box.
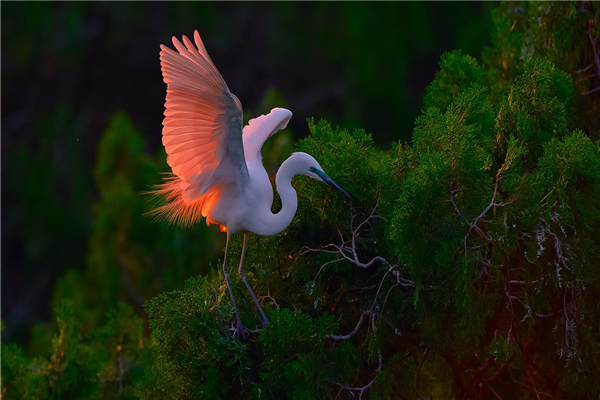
[152,31,350,338]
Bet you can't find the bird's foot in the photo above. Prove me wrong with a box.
[253,303,270,328]
[260,315,270,328]
[230,317,260,340]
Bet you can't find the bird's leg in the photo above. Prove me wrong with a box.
[238,234,270,327]
[223,232,250,339]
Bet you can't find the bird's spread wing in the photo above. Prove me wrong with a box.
[150,31,248,226]
[243,108,292,163]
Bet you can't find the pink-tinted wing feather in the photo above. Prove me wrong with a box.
[151,31,248,226]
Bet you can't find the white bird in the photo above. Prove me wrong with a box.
[151,30,350,338]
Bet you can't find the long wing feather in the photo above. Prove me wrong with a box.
[149,30,248,227]
[243,108,292,163]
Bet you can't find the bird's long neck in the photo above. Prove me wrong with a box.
[260,157,299,236]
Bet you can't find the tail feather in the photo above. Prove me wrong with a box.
[145,173,216,228]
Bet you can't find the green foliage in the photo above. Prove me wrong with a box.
[3,1,600,399]
[483,1,600,137]
[142,275,247,399]
[2,343,47,399]
[424,51,484,111]
[298,118,387,219]
[140,276,359,399]
[495,57,574,161]
[48,112,220,333]
[389,83,495,328]
[2,301,147,399]
[257,309,337,398]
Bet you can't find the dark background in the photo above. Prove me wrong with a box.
[1,2,493,344]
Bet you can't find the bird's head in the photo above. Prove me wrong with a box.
[289,152,351,200]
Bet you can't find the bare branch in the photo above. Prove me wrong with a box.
[413,348,428,396]
[228,321,261,336]
[536,311,557,318]
[447,184,465,220]
[369,265,396,317]
[313,258,345,281]
[509,279,539,287]
[483,376,504,400]
[326,311,371,340]
[118,336,124,394]
[258,286,280,309]
[574,63,593,74]
[103,335,125,393]
[380,281,401,317]
[336,316,382,400]
[118,254,145,312]
[582,86,600,95]
[581,18,600,95]
[297,197,414,287]
[385,319,420,341]
[463,165,512,259]
[442,352,482,400]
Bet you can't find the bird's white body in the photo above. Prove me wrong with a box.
[209,108,304,235]
[206,108,295,235]
[153,30,349,336]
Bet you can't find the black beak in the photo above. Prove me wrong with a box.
[312,168,351,200]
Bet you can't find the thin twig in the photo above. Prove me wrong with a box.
[369,265,396,318]
[582,19,600,96]
[336,316,382,399]
[118,336,124,394]
[298,198,415,286]
[258,286,280,309]
[582,86,600,95]
[483,376,504,400]
[413,348,428,397]
[385,319,420,341]
[463,165,512,259]
[325,311,371,340]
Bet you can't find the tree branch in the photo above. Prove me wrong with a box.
[299,198,415,284]
[463,165,512,260]
[325,311,370,340]
[442,352,481,400]
[336,316,382,400]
